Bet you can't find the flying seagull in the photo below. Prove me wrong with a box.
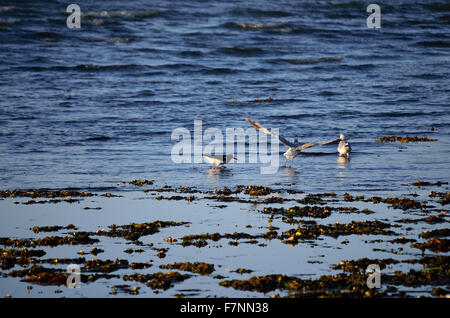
[338,133,351,158]
[245,117,340,167]
[204,154,237,169]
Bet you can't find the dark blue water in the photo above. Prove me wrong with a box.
[0,0,449,192]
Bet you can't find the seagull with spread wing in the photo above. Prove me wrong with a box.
[245,117,340,167]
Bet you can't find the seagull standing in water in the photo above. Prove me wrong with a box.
[204,154,237,169]
[245,117,340,167]
[337,133,351,158]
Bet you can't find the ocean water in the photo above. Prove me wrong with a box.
[0,1,449,298]
[0,0,449,192]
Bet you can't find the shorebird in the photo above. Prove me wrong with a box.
[203,154,237,169]
[337,133,351,158]
[245,117,340,167]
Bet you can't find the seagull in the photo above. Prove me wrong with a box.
[245,117,340,167]
[204,154,237,169]
[338,133,351,158]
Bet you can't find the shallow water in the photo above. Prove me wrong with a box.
[0,185,447,298]
[0,0,449,191]
[0,1,449,298]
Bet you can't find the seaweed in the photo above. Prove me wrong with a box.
[331,258,399,272]
[159,262,215,275]
[411,238,449,253]
[0,248,46,270]
[31,224,76,233]
[130,179,154,187]
[375,136,437,143]
[0,232,99,248]
[94,220,189,241]
[83,258,129,273]
[420,228,450,239]
[263,206,332,218]
[282,220,395,245]
[123,271,190,290]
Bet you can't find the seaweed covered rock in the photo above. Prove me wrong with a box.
[160,262,215,275]
[123,271,190,290]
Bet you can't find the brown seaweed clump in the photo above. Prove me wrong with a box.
[263,206,332,219]
[22,199,78,205]
[395,215,448,225]
[203,195,249,203]
[336,207,374,214]
[214,187,233,196]
[31,224,76,233]
[159,262,215,275]
[429,191,450,205]
[420,229,450,239]
[9,265,119,285]
[332,258,399,272]
[282,220,395,244]
[387,266,449,287]
[129,262,152,270]
[233,268,254,274]
[123,272,190,290]
[404,255,449,268]
[366,196,423,210]
[244,186,273,196]
[181,232,259,247]
[155,195,195,202]
[297,194,327,205]
[411,180,448,187]
[84,258,129,273]
[130,179,154,187]
[219,256,450,297]
[264,196,285,203]
[90,247,104,255]
[0,189,95,199]
[388,237,417,244]
[95,220,189,241]
[432,287,449,297]
[219,275,298,294]
[375,136,438,143]
[0,232,99,248]
[111,284,140,295]
[41,257,86,265]
[411,238,449,253]
[0,248,46,270]
[219,273,381,297]
[23,271,70,285]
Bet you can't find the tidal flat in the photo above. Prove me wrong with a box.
[0,181,448,298]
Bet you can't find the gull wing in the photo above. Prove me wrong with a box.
[293,138,340,151]
[316,138,341,146]
[245,117,296,148]
[203,155,222,165]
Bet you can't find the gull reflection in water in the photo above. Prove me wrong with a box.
[247,202,261,213]
[206,167,234,180]
[337,156,350,169]
[283,166,299,182]
[337,156,350,180]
